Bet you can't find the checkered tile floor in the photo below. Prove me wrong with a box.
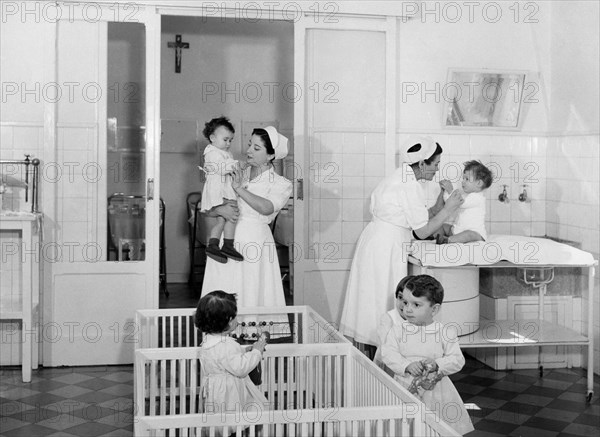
[1,357,598,437]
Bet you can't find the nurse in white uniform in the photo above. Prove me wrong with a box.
[202,127,293,316]
[339,136,463,350]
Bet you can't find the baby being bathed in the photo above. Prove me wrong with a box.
[435,160,493,244]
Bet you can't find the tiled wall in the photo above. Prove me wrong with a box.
[309,130,386,260]
[309,132,553,262]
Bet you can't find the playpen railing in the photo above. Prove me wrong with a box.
[134,305,349,349]
[137,404,421,437]
[134,344,460,436]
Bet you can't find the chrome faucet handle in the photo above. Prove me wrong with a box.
[519,185,528,202]
[498,185,509,203]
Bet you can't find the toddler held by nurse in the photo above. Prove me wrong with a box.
[200,116,245,263]
[382,275,474,435]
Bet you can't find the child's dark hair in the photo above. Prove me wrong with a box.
[194,290,237,336]
[404,275,444,305]
[464,160,493,189]
[203,116,235,141]
[395,275,414,299]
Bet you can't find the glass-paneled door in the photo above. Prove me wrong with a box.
[45,3,160,366]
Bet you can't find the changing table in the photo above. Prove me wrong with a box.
[408,235,597,402]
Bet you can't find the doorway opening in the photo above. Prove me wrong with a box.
[159,14,294,305]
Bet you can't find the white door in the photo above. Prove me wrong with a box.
[293,15,398,325]
[43,4,161,366]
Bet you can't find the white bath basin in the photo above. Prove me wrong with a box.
[408,265,480,336]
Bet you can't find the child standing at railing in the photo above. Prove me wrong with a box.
[382,275,474,435]
[373,275,412,370]
[200,116,244,263]
[194,290,268,418]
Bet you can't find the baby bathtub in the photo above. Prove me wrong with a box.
[134,343,460,436]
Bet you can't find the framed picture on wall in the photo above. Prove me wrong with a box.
[443,69,530,130]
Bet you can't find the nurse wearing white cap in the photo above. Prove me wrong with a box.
[201,126,293,321]
[339,136,463,351]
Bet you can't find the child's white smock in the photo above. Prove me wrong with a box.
[382,320,474,435]
[199,333,268,416]
[201,144,238,212]
[445,190,487,240]
[339,165,429,346]
[453,191,487,239]
[201,167,292,316]
[373,308,404,371]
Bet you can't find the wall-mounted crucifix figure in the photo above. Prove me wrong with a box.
[167,34,189,73]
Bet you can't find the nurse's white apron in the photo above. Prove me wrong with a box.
[339,219,412,346]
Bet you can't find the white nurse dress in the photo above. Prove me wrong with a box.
[339,164,429,346]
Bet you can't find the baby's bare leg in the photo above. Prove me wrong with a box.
[209,216,226,240]
[448,230,484,244]
[223,219,236,239]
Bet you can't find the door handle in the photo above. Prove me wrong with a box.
[147,178,154,200]
[296,178,303,200]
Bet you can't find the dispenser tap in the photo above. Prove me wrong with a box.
[498,185,509,203]
[519,185,528,202]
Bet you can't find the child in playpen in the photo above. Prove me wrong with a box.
[194,290,269,418]
[373,275,412,371]
[382,275,474,435]
[200,116,245,263]
[435,160,493,244]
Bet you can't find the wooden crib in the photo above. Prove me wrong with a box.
[134,343,459,436]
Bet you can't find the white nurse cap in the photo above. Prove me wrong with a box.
[264,126,289,160]
[401,136,438,164]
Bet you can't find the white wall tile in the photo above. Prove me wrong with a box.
[364,133,385,154]
[510,136,532,157]
[12,126,40,150]
[320,198,340,221]
[510,222,531,236]
[566,226,583,245]
[342,177,364,199]
[0,125,13,149]
[490,222,511,234]
[364,154,385,177]
[316,221,342,247]
[490,197,511,222]
[342,154,364,176]
[531,221,546,236]
[317,178,342,199]
[447,135,471,155]
[363,177,379,198]
[511,200,531,222]
[531,200,546,222]
[342,199,366,222]
[342,221,364,244]
[343,133,365,154]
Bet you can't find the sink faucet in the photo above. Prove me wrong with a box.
[498,185,509,203]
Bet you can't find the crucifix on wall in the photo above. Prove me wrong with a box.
[167,34,189,73]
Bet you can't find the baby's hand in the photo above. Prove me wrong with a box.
[252,338,267,354]
[252,332,269,354]
[439,179,454,193]
[406,361,425,376]
[421,358,438,372]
